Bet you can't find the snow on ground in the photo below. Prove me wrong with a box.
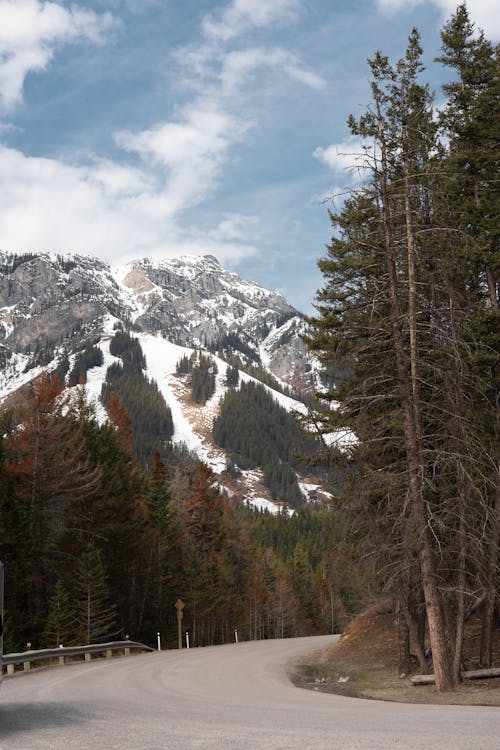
[298,481,334,503]
[0,304,17,339]
[258,341,295,396]
[0,352,43,401]
[249,497,287,514]
[82,336,120,423]
[239,469,291,516]
[323,428,357,451]
[0,319,323,515]
[138,333,228,473]
[138,335,201,448]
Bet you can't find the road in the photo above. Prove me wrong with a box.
[0,635,498,749]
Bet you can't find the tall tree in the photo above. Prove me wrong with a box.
[5,377,100,635]
[436,4,500,667]
[75,542,118,644]
[308,19,499,688]
[42,580,78,647]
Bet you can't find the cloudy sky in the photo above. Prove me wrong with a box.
[0,1,496,313]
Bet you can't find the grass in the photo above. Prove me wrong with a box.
[290,601,500,705]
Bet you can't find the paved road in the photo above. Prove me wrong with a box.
[1,635,499,749]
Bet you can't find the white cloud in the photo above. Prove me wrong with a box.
[0,145,257,263]
[0,0,323,268]
[110,7,324,227]
[0,0,116,112]
[208,214,258,242]
[219,47,324,94]
[313,138,374,177]
[376,0,499,40]
[116,101,248,215]
[203,0,299,41]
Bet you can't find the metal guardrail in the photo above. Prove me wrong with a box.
[1,640,154,675]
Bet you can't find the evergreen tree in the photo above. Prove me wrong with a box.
[290,542,317,634]
[5,376,101,637]
[225,364,239,388]
[68,344,104,386]
[190,354,218,404]
[176,354,192,374]
[141,451,177,633]
[436,3,499,310]
[213,380,313,507]
[75,542,118,644]
[77,414,149,639]
[42,580,78,647]
[308,24,493,689]
[436,5,499,669]
[101,332,173,468]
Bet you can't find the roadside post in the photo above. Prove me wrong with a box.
[175,599,185,650]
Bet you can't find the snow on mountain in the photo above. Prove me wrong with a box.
[0,250,315,391]
[0,250,339,513]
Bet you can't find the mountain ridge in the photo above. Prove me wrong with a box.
[0,250,314,393]
[0,250,329,512]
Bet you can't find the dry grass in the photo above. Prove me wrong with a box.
[291,601,500,705]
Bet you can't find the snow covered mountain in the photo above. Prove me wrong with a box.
[0,250,329,512]
[0,251,314,392]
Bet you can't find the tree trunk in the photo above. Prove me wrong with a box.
[376,99,453,691]
[452,464,468,683]
[480,465,500,666]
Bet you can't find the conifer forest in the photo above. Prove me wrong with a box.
[0,5,498,693]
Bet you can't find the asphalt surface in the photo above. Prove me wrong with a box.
[1,635,499,749]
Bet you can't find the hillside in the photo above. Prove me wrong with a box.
[0,250,340,513]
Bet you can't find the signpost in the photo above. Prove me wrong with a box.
[175,599,185,650]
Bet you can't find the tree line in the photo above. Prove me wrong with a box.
[101,330,174,469]
[308,5,498,690]
[0,376,366,652]
[213,380,321,508]
[176,352,218,404]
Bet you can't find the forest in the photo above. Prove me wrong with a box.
[308,4,499,691]
[213,379,316,508]
[0,375,365,653]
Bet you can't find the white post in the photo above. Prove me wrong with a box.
[185,632,190,649]
[157,632,161,651]
[234,629,238,644]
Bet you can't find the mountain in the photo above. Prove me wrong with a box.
[0,251,314,388]
[0,250,332,512]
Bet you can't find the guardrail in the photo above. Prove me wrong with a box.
[1,640,154,675]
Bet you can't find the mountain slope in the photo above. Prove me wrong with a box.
[0,251,314,391]
[0,250,335,512]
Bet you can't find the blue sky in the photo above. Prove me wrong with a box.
[0,1,496,313]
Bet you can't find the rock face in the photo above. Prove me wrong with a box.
[0,251,315,396]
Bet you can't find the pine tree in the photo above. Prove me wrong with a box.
[5,376,101,635]
[141,451,176,633]
[308,25,490,689]
[78,416,149,639]
[436,3,499,310]
[435,6,499,667]
[75,542,118,644]
[42,580,78,647]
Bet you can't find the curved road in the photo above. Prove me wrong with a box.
[1,635,498,749]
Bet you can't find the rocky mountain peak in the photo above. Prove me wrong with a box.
[0,250,316,400]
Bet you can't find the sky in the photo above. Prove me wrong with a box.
[0,1,497,314]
